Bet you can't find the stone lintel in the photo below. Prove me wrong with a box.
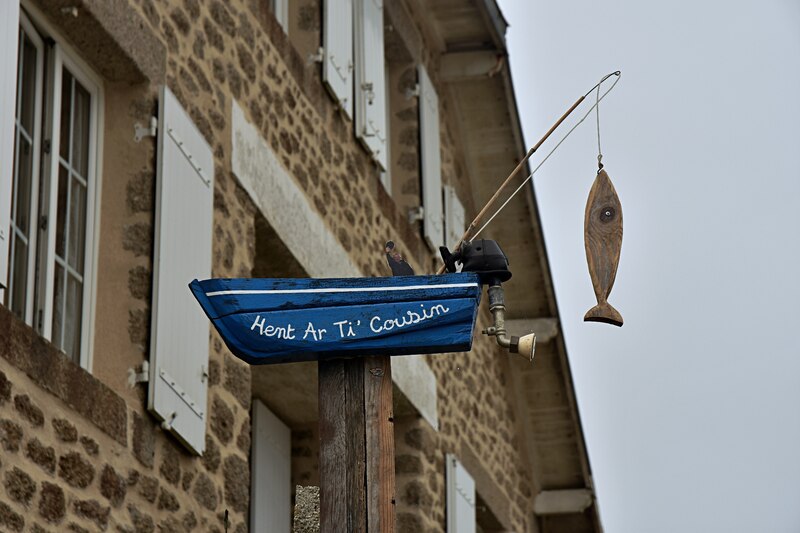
[27,0,166,83]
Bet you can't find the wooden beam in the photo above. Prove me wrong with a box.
[319,357,395,532]
[533,489,593,515]
[364,356,396,532]
[319,359,366,532]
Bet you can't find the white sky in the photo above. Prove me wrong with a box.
[499,1,800,531]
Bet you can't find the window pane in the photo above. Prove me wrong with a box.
[72,81,90,178]
[59,69,72,161]
[54,165,69,259]
[64,274,83,361]
[51,263,65,348]
[10,236,27,318]
[19,35,38,134]
[14,136,33,235]
[68,178,86,273]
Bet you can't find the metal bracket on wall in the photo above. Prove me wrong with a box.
[405,83,420,100]
[127,360,150,387]
[408,206,425,224]
[307,46,324,65]
[134,116,158,143]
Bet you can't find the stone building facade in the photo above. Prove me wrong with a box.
[0,0,602,532]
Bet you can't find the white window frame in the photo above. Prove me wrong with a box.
[6,12,44,325]
[20,2,104,370]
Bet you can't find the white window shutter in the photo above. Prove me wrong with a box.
[273,0,289,33]
[419,65,443,251]
[354,0,387,170]
[446,454,476,533]
[0,2,20,297]
[148,86,214,455]
[322,0,354,119]
[444,185,465,250]
[250,400,292,532]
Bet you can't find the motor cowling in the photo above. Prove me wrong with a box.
[439,239,512,285]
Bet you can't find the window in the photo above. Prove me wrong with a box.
[3,10,102,368]
[6,15,44,323]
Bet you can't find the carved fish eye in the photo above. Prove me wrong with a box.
[599,206,615,222]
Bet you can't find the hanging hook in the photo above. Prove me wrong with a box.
[591,71,620,173]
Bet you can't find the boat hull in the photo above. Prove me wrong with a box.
[190,273,482,365]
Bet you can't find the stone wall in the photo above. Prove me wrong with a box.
[394,308,534,532]
[0,305,251,532]
[3,0,537,531]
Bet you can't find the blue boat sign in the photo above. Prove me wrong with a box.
[190,273,483,365]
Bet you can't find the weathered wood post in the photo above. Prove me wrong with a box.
[319,355,395,532]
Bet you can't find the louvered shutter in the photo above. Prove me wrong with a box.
[0,2,20,296]
[251,400,292,532]
[354,0,387,169]
[446,454,476,533]
[444,185,465,249]
[323,0,354,119]
[148,86,213,455]
[419,65,443,251]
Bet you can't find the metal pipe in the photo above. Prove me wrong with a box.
[483,285,536,362]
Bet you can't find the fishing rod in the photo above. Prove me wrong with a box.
[436,70,621,274]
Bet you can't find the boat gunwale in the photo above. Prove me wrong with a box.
[203,281,480,297]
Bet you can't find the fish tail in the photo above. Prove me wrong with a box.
[584,301,624,327]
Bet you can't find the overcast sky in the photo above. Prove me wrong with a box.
[499,1,800,531]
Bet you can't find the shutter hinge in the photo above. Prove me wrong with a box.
[159,367,205,418]
[127,360,150,387]
[161,412,177,431]
[408,206,424,224]
[405,83,420,100]
[307,46,324,65]
[361,82,375,105]
[43,139,51,154]
[134,116,158,143]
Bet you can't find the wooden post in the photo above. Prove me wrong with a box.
[319,356,395,533]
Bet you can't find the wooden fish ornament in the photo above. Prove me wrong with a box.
[584,169,623,326]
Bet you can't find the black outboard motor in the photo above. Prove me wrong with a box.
[439,239,511,286]
[439,239,535,362]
